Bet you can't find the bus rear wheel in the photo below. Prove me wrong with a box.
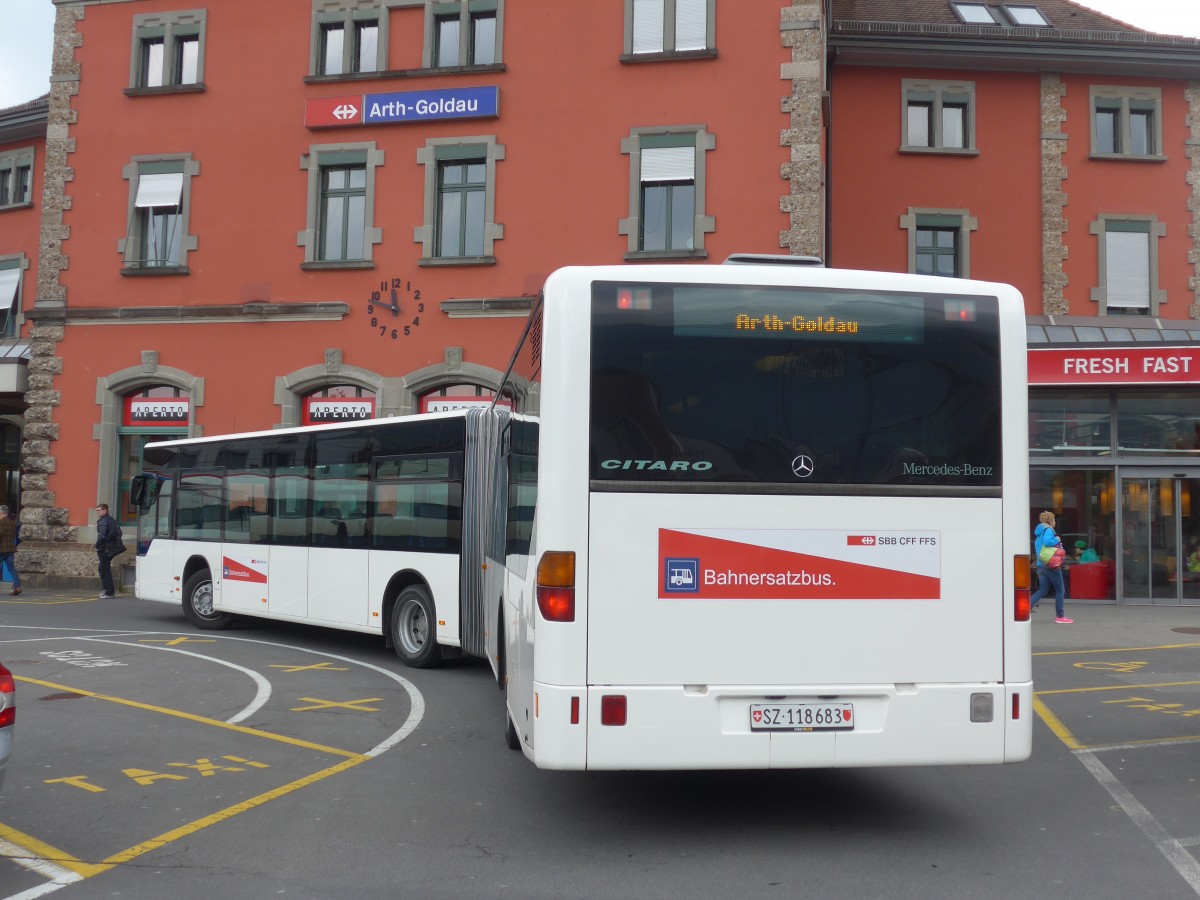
[392,585,442,668]
[182,570,233,630]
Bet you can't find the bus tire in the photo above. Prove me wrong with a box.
[182,570,233,630]
[392,585,442,668]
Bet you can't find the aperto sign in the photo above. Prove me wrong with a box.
[305,86,499,129]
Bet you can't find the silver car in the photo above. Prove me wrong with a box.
[0,661,12,792]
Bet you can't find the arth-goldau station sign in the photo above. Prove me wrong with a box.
[306,86,499,128]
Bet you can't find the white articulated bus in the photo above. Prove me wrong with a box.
[485,261,1032,770]
[131,408,500,667]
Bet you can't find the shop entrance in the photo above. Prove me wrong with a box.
[1119,470,1200,606]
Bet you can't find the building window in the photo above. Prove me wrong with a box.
[299,144,383,268]
[902,80,976,153]
[424,1,504,69]
[128,11,206,91]
[950,3,1001,24]
[312,3,384,77]
[625,0,713,56]
[1090,86,1163,160]
[1089,215,1166,315]
[619,127,714,258]
[415,137,503,264]
[901,209,978,278]
[0,257,26,338]
[117,386,190,522]
[1002,5,1049,26]
[320,165,367,261]
[0,148,34,209]
[120,156,199,272]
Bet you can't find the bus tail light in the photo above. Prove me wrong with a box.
[570,696,580,724]
[1014,555,1031,622]
[601,695,627,726]
[1012,693,1021,720]
[0,662,14,729]
[536,551,576,622]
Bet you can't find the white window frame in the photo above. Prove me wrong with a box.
[619,126,715,259]
[1089,86,1165,161]
[623,0,714,57]
[0,255,27,338]
[1089,214,1167,315]
[310,1,389,77]
[0,148,34,210]
[900,208,978,278]
[299,142,385,268]
[421,0,505,69]
[901,79,977,154]
[414,136,504,264]
[119,155,199,273]
[128,10,206,91]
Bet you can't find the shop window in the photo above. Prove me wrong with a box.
[0,257,25,338]
[619,127,714,259]
[128,10,206,91]
[0,148,34,210]
[1089,215,1166,315]
[625,0,713,57]
[120,156,199,273]
[311,2,385,77]
[415,137,503,264]
[1089,86,1164,160]
[299,143,383,268]
[900,209,977,278]
[902,80,976,153]
[1116,392,1200,455]
[1029,392,1111,457]
[425,1,504,68]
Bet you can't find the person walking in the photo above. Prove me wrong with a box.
[95,503,121,599]
[0,505,21,596]
[1030,510,1072,623]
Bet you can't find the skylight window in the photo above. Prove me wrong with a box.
[950,3,1000,24]
[1003,5,1049,26]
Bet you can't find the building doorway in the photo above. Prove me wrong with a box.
[1119,470,1200,605]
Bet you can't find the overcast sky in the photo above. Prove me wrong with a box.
[2,0,1200,108]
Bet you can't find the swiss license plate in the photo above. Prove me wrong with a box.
[750,702,854,732]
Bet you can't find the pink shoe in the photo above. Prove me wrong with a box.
[1055,616,1073,624]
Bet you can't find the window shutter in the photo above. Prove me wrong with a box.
[632,0,664,53]
[1105,230,1150,309]
[674,0,706,50]
[134,172,184,208]
[641,146,694,182]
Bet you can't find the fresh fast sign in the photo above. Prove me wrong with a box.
[1029,347,1200,385]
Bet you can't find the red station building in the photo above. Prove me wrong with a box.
[4,0,1200,606]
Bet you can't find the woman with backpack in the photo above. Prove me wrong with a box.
[1031,510,1072,624]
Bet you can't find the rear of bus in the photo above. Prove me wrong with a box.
[521,263,1031,770]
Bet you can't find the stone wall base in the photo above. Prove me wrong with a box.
[12,541,134,593]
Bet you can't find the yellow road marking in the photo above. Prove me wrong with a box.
[1033,695,1083,750]
[1036,679,1200,697]
[102,756,367,867]
[0,822,112,879]
[290,696,383,712]
[139,637,216,646]
[16,675,365,759]
[1035,642,1200,657]
[0,597,95,605]
[269,662,350,673]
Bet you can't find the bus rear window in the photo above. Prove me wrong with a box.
[589,281,1002,488]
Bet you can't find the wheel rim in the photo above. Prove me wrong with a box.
[191,581,216,618]
[398,599,427,655]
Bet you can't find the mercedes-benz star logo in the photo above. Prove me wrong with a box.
[791,455,814,478]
